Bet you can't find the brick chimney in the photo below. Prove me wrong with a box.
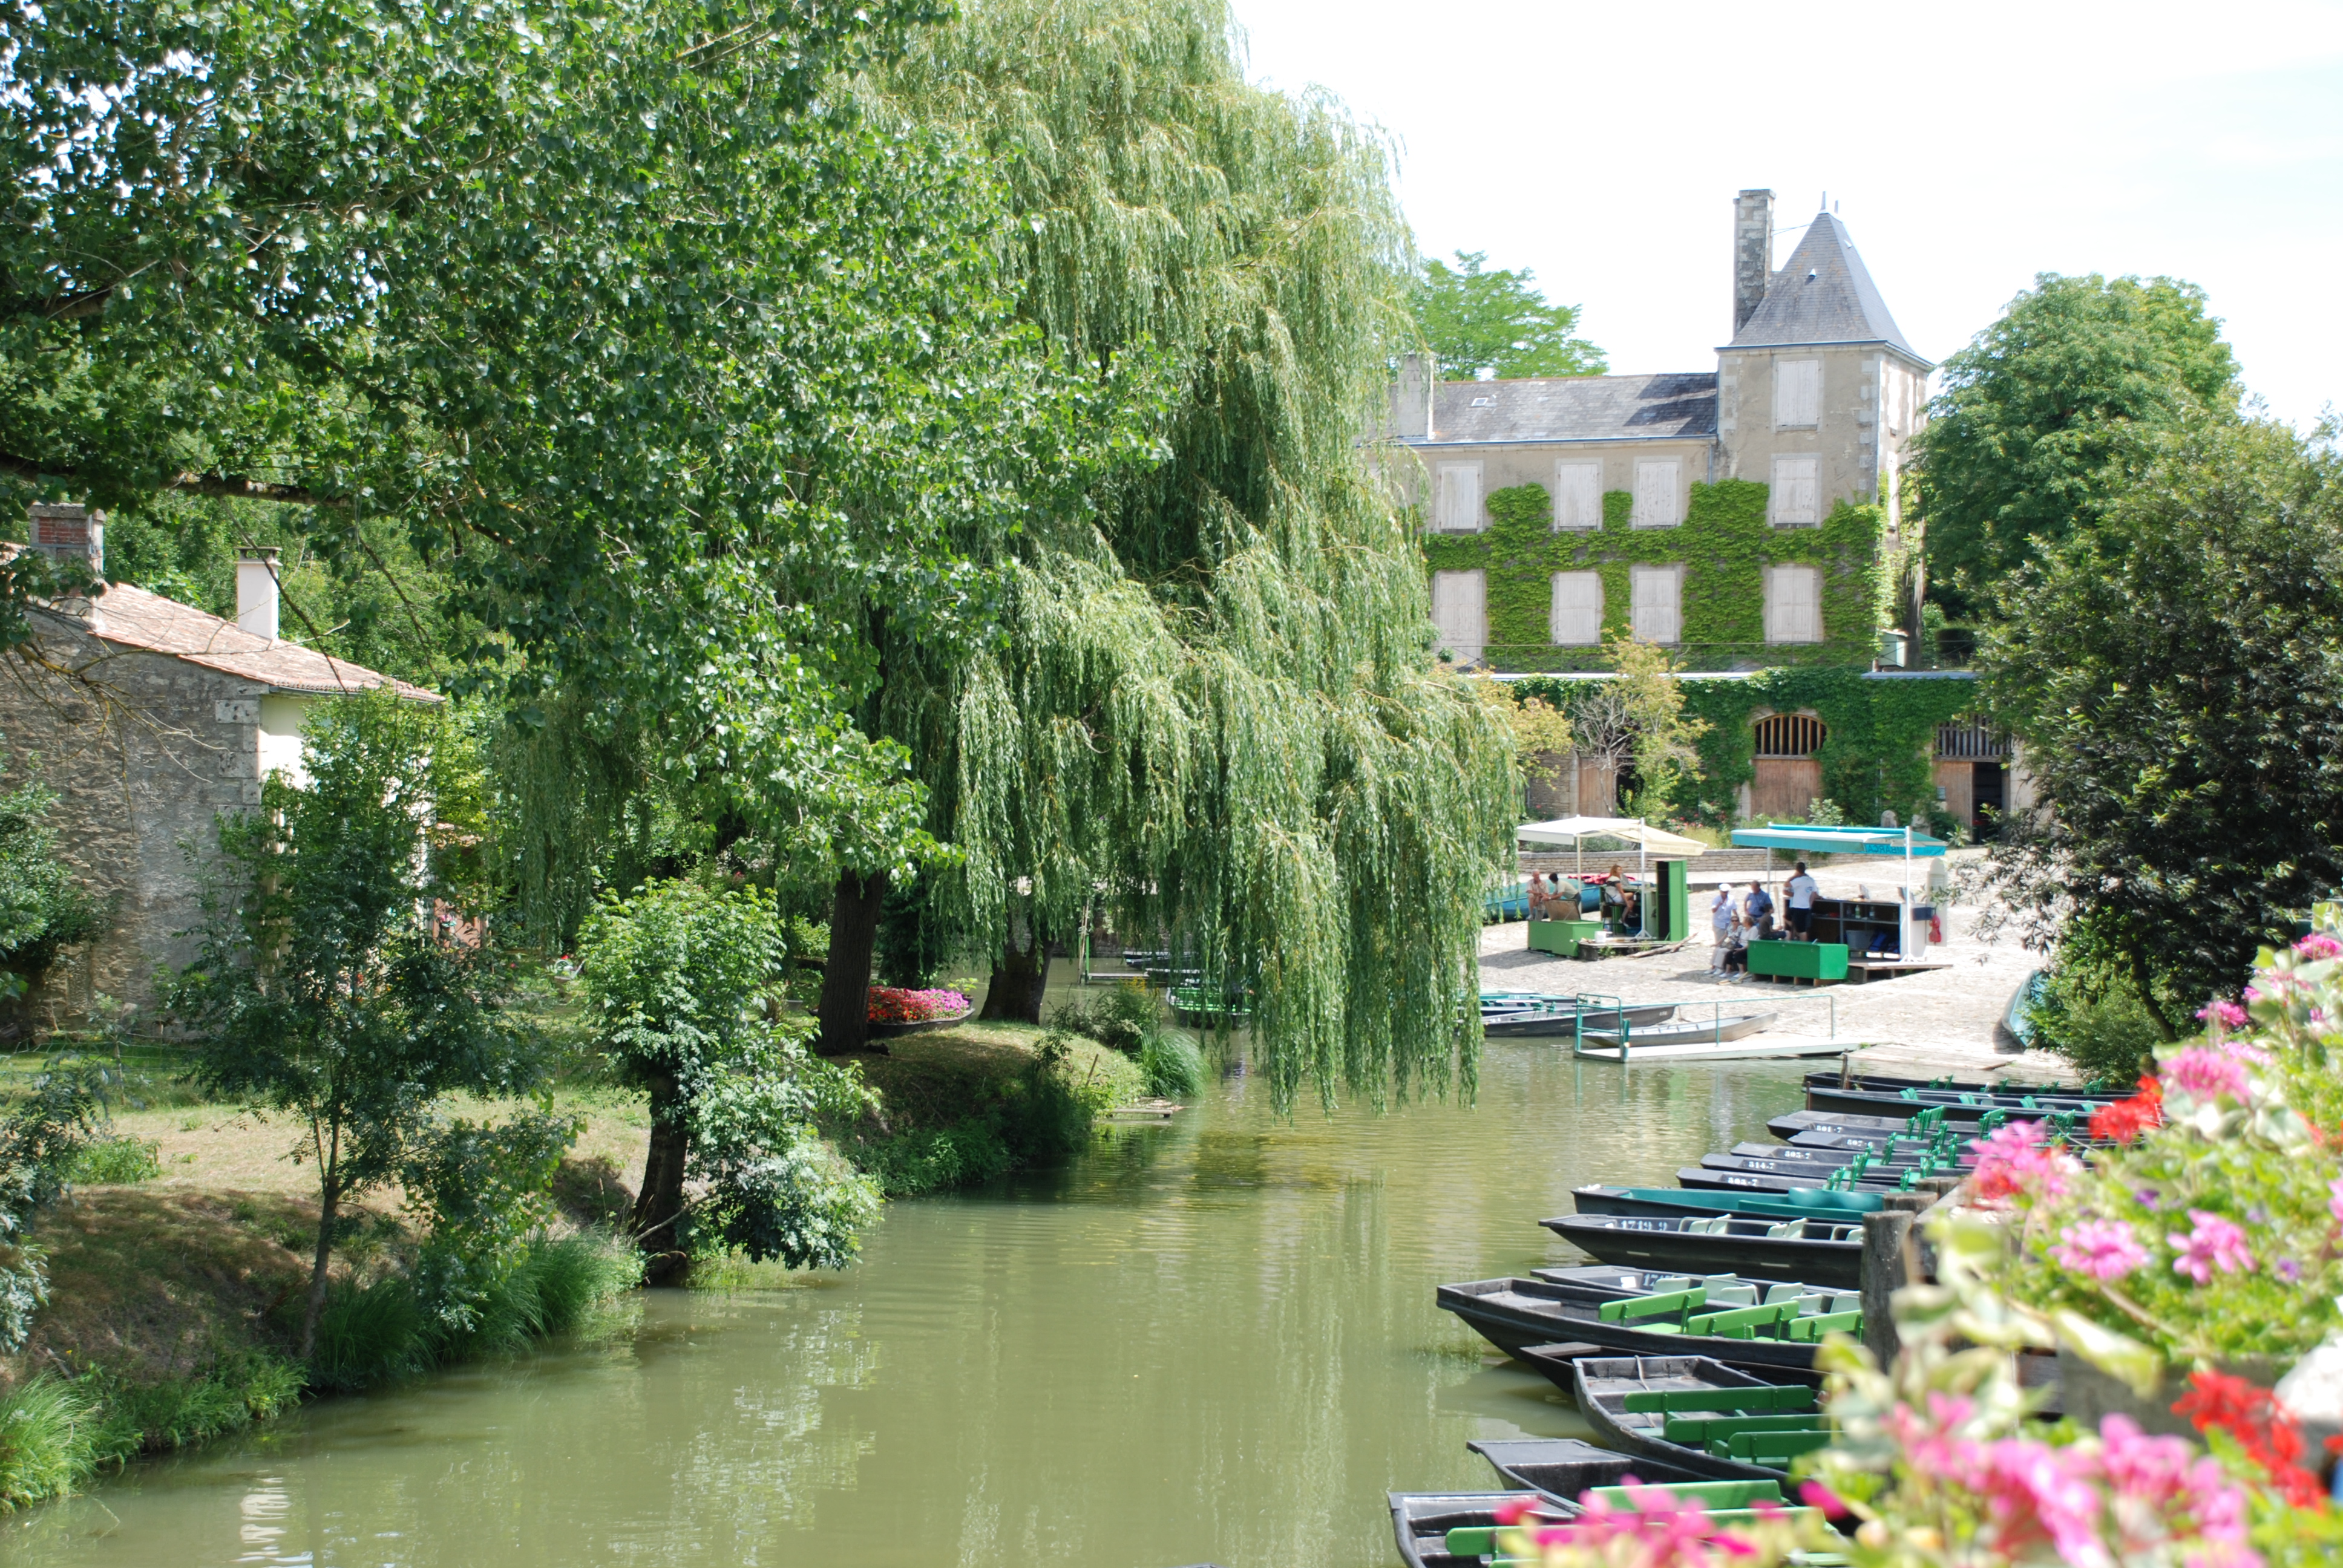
[1732,189,1775,333]
[26,502,104,580]
[236,547,281,642]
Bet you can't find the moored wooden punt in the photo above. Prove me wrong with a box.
[1801,1068,2093,1097]
[1542,1212,1864,1290]
[1388,1491,1564,1568]
[1483,1002,1677,1039]
[1570,1184,1883,1225]
[1575,1012,1775,1049]
[1469,1436,1717,1495]
[1436,1275,1858,1374]
[1803,1082,2112,1121]
[1570,1355,1827,1481]
[1768,1107,1944,1141]
[1674,1164,1910,1195]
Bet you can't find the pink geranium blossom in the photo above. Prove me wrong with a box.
[1966,1120,2082,1206]
[2197,997,2252,1030]
[2052,1218,2149,1281]
[2328,1177,2343,1228]
[2161,1047,2250,1102]
[2171,1210,2255,1284]
[2293,932,2343,961]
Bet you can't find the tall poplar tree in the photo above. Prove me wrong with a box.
[830,0,1518,1109]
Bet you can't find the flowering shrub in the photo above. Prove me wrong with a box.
[866,987,971,1025]
[1490,1485,1827,1567]
[1985,920,2343,1364]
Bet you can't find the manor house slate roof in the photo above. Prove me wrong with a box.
[59,581,438,701]
[1411,371,1719,445]
[1726,212,1928,365]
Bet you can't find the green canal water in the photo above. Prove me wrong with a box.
[8,1042,1810,1568]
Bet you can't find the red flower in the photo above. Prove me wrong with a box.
[2174,1369,2326,1509]
[2089,1075,2163,1145]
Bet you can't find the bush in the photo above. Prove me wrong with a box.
[0,1376,91,1511]
[65,1135,160,1185]
[1047,982,1157,1054]
[852,1122,1015,1197]
[85,1352,305,1463]
[1138,1028,1204,1099]
[2025,967,2164,1085]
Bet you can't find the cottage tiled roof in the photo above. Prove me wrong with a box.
[1726,212,1927,365]
[69,581,439,701]
[1410,371,1719,445]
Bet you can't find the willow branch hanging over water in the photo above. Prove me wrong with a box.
[864,0,1517,1111]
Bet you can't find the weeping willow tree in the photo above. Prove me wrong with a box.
[833,0,1518,1109]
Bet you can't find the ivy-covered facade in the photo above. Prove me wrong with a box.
[1400,189,1999,829]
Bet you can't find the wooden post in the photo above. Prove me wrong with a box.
[1861,1209,1913,1368]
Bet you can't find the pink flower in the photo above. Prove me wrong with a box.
[2328,1177,2343,1228]
[2161,1047,2249,1102]
[1967,1120,2082,1206]
[2293,932,2342,961]
[2171,1210,2255,1284]
[2197,998,2252,1029]
[2053,1218,2150,1282]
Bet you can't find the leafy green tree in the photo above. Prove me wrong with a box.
[0,748,96,1006]
[2,0,1063,923]
[856,0,1519,1106]
[1412,250,1607,381]
[1976,419,2343,1036]
[577,880,877,1283]
[1916,273,2240,618]
[172,691,532,1356]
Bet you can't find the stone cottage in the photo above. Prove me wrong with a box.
[1395,191,2021,831]
[0,504,436,1025]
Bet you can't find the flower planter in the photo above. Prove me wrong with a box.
[2054,1348,2290,1440]
[865,1010,972,1040]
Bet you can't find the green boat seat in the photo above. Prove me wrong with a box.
[1762,1282,1807,1304]
[1663,1412,1831,1443]
[1706,1283,1758,1306]
[1784,1310,1863,1342]
[1598,1287,1703,1323]
[1725,1428,1836,1463]
[1686,1301,1798,1338]
[1620,1383,1816,1415]
[1586,1479,1787,1509]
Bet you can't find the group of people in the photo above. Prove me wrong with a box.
[1706,860,1820,979]
[1526,867,1642,934]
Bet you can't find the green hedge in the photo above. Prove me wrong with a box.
[1421,480,1895,673]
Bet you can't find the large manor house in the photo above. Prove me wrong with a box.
[1395,189,1932,668]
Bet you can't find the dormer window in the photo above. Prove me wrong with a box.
[1775,359,1821,428]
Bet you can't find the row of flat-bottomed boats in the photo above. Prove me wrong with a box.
[1389,1067,2112,1564]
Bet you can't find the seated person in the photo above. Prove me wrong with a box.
[1619,888,1642,935]
[1723,922,1751,973]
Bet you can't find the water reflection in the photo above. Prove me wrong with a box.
[11,1047,1807,1568]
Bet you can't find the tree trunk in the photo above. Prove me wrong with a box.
[632,1072,692,1285]
[300,1175,339,1361]
[980,919,1051,1024]
[815,869,888,1056]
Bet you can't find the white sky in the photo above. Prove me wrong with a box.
[1233,0,2343,426]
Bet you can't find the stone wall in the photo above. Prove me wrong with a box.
[0,609,266,1026]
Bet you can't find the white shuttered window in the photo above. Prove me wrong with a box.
[1553,460,1602,530]
[1631,459,1682,528]
[1434,462,1484,532]
[1765,564,1823,644]
[1771,453,1820,526]
[1775,359,1821,428]
[1550,571,1604,644]
[1430,569,1487,662]
[1630,566,1681,645]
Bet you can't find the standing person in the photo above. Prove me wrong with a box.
[1708,884,1735,973]
[1784,860,1820,941]
[1526,873,1548,921]
[1743,880,1774,935]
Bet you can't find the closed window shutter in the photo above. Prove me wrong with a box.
[1550,571,1604,644]
[1436,463,1483,531]
[1771,454,1820,525]
[1631,566,1679,644]
[1766,565,1822,643]
[1775,359,1821,427]
[1554,461,1602,529]
[1633,460,1681,527]
[1431,569,1487,659]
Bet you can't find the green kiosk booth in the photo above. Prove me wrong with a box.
[1516,816,1705,955]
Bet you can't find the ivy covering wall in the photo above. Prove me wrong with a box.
[1420,479,1898,673]
[1512,668,1981,829]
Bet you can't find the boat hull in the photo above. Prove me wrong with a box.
[1542,1214,1863,1291]
[1570,1184,1881,1223]
[1577,1013,1775,1048]
[1435,1277,1828,1373]
[1570,1356,1804,1481]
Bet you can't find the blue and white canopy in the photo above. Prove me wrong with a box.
[1728,823,1949,858]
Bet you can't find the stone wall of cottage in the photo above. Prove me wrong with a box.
[0,609,266,1028]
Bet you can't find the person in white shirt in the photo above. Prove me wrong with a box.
[1784,861,1821,941]
[1709,885,1735,973]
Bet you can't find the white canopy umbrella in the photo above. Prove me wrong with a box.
[1516,817,1709,857]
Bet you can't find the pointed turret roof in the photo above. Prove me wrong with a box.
[1725,212,1928,367]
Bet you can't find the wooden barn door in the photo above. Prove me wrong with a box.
[1751,759,1822,820]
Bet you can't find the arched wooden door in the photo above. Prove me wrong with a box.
[1751,713,1825,820]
